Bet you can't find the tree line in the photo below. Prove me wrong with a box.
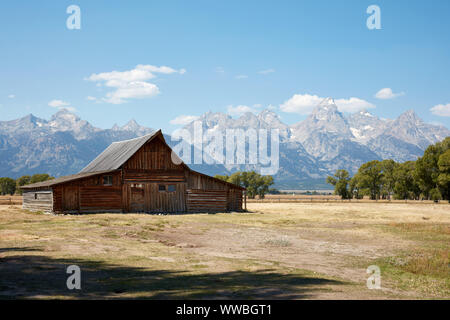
[215,171,274,199]
[0,174,54,195]
[327,137,450,201]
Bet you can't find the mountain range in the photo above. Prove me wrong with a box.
[1,98,448,189]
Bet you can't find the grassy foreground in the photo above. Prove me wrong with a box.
[0,203,448,299]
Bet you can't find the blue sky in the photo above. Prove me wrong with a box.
[0,0,449,132]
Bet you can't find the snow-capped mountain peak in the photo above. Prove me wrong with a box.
[120,119,154,136]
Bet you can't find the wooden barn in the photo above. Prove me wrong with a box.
[21,130,245,214]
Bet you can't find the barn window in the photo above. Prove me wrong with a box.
[34,193,38,200]
[167,185,176,192]
[158,184,166,192]
[103,175,113,186]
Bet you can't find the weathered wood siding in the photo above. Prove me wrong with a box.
[53,186,63,212]
[186,189,228,212]
[123,137,184,171]
[79,186,122,212]
[186,171,228,190]
[124,169,185,182]
[124,182,186,213]
[228,188,243,211]
[186,171,243,212]
[56,171,122,213]
[22,189,53,212]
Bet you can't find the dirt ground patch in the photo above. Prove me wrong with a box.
[0,203,448,299]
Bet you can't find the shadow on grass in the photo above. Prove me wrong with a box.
[0,247,344,299]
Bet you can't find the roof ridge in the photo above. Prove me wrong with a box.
[111,131,157,144]
[79,130,161,173]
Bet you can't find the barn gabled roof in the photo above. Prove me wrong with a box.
[80,130,159,173]
[21,131,160,190]
[20,170,118,189]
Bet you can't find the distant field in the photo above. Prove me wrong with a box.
[249,194,448,204]
[0,202,448,299]
[0,195,22,205]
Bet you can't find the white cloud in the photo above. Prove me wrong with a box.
[430,103,450,117]
[170,115,199,125]
[335,97,376,113]
[375,88,405,100]
[280,93,375,114]
[48,99,70,108]
[48,99,76,112]
[227,105,259,116]
[235,74,248,79]
[258,69,275,75]
[86,96,97,101]
[103,81,160,104]
[86,64,185,104]
[8,94,15,99]
[280,94,323,115]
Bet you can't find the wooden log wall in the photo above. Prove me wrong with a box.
[186,189,228,212]
[22,189,53,212]
[53,172,122,213]
[227,188,243,212]
[79,186,122,212]
[53,186,62,212]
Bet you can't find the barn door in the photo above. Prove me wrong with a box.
[63,186,79,212]
[130,183,145,212]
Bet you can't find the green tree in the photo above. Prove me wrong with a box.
[15,175,31,195]
[326,169,351,199]
[380,159,397,200]
[349,175,363,199]
[393,161,420,200]
[214,175,230,182]
[216,171,274,199]
[30,174,54,184]
[256,175,274,199]
[414,137,450,199]
[0,177,16,195]
[437,149,450,201]
[356,160,383,200]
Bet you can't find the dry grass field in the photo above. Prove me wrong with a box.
[0,195,22,205]
[250,194,446,204]
[0,202,448,299]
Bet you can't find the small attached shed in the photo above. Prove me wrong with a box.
[21,130,245,214]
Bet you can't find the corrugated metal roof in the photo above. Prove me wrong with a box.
[79,131,158,173]
[21,170,116,189]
